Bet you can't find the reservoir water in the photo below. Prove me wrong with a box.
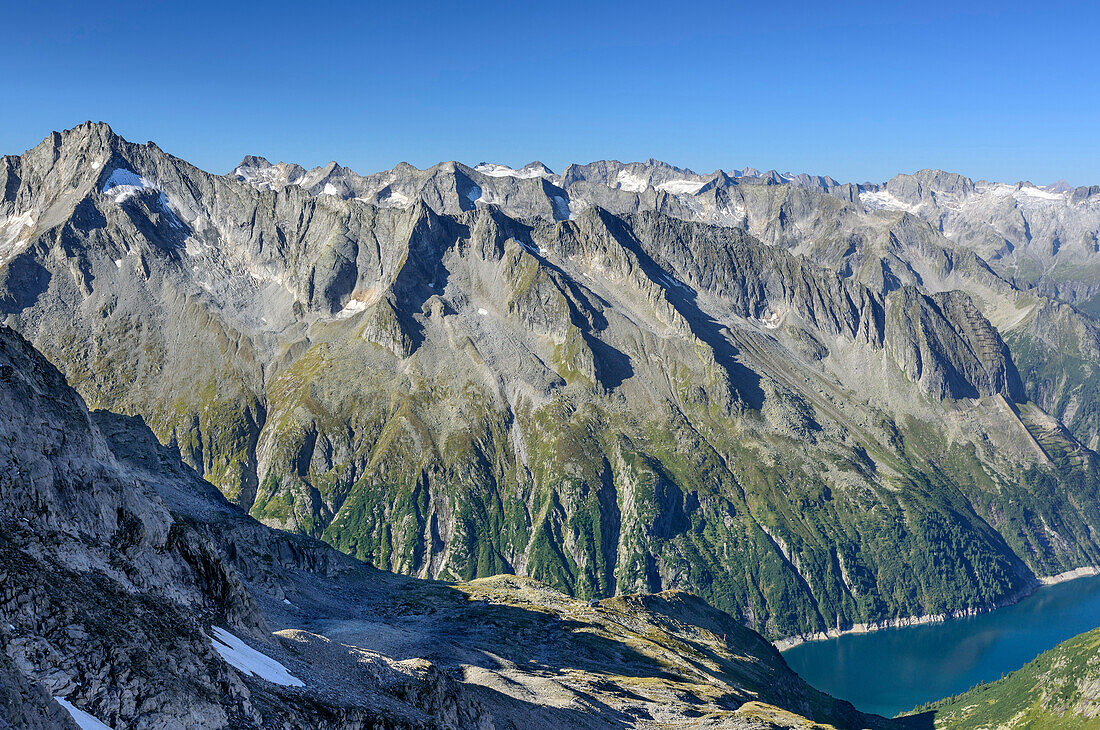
[781,575,1100,718]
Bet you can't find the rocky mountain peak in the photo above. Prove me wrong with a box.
[521,160,554,174]
[234,154,272,171]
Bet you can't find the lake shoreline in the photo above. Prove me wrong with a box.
[774,566,1100,652]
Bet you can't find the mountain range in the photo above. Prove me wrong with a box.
[2,123,1100,654]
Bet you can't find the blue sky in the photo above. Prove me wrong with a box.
[2,1,1097,184]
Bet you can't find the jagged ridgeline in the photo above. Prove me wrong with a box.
[3,122,1100,641]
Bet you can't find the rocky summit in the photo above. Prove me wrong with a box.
[3,123,1100,655]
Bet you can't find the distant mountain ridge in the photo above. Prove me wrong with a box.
[233,154,850,199]
[233,153,1088,207]
[231,152,1100,311]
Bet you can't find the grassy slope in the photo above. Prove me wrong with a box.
[910,627,1100,729]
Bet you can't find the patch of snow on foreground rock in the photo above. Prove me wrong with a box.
[209,626,305,687]
[55,697,114,730]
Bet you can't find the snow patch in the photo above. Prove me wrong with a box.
[375,190,411,208]
[758,307,786,329]
[234,162,295,190]
[474,163,549,180]
[1015,185,1064,203]
[552,195,570,220]
[322,183,340,197]
[984,183,1017,198]
[615,170,648,193]
[156,194,184,229]
[0,210,37,265]
[1,210,35,244]
[656,179,705,195]
[718,203,748,225]
[335,298,369,320]
[859,190,918,213]
[102,168,148,191]
[102,169,184,231]
[102,168,156,203]
[478,307,489,316]
[209,627,304,687]
[113,259,123,269]
[55,697,114,730]
[467,186,484,204]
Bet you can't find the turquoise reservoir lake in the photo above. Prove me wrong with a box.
[781,575,1100,718]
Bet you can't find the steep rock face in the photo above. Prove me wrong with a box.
[230,152,1100,317]
[882,288,1024,401]
[0,323,892,730]
[0,325,285,728]
[229,150,1100,446]
[736,181,1100,449]
[2,124,1100,645]
[617,212,1024,403]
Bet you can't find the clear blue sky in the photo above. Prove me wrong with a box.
[2,1,1097,185]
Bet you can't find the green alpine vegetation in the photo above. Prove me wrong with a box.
[912,626,1100,728]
